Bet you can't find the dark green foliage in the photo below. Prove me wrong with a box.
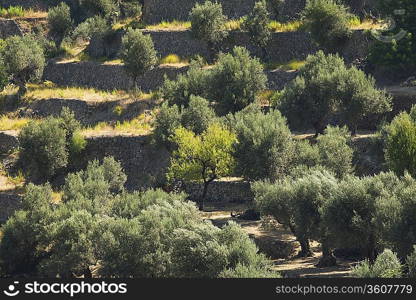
[211,47,267,114]
[352,249,403,278]
[278,51,391,134]
[0,35,45,97]
[229,104,294,180]
[71,15,110,42]
[384,112,416,177]
[302,0,352,53]
[190,1,228,60]
[18,109,85,182]
[406,246,416,278]
[0,184,54,275]
[120,28,157,84]
[181,95,216,135]
[48,2,73,46]
[120,0,142,19]
[254,168,338,257]
[160,60,212,107]
[153,102,182,148]
[244,0,271,57]
[79,0,118,19]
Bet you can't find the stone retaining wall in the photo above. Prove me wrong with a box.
[43,61,188,92]
[0,19,23,39]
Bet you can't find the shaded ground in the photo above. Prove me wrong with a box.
[203,203,357,278]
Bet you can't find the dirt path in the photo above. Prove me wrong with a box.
[203,206,357,278]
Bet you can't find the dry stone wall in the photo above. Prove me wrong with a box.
[43,61,188,91]
[0,19,23,39]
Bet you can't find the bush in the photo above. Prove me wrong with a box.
[181,95,216,135]
[0,35,45,97]
[71,15,110,42]
[384,112,416,177]
[278,51,391,134]
[230,104,294,180]
[244,0,271,58]
[119,28,157,87]
[153,102,182,149]
[352,249,403,278]
[79,0,118,19]
[316,126,353,178]
[0,184,54,275]
[120,0,142,19]
[160,59,211,107]
[19,118,68,182]
[302,0,352,53]
[323,172,402,261]
[211,47,267,114]
[190,1,228,60]
[18,109,84,182]
[48,2,73,46]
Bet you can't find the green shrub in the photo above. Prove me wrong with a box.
[316,126,353,178]
[120,0,142,18]
[211,47,267,114]
[153,102,182,149]
[120,28,157,87]
[71,15,110,42]
[244,0,271,58]
[18,108,84,182]
[0,35,45,97]
[230,104,294,180]
[190,1,228,61]
[352,249,403,278]
[48,2,73,46]
[181,95,216,135]
[302,0,352,53]
[19,118,68,182]
[160,60,211,107]
[79,0,118,19]
[278,51,391,134]
[384,112,416,177]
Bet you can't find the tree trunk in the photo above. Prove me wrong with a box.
[367,233,376,263]
[297,238,313,257]
[84,267,92,278]
[317,239,337,267]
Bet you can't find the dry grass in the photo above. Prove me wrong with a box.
[146,20,191,31]
[268,20,303,32]
[23,83,132,102]
[159,54,189,66]
[82,113,154,136]
[264,59,306,71]
[0,115,31,131]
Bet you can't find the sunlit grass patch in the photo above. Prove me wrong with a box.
[82,113,153,135]
[268,20,303,32]
[0,6,47,18]
[23,83,131,102]
[225,18,244,31]
[159,54,190,65]
[146,20,191,30]
[264,59,306,71]
[0,115,32,131]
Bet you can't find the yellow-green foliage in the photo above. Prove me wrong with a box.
[0,6,24,18]
[167,124,236,184]
[268,20,303,32]
[146,20,191,30]
[0,116,32,130]
[159,54,189,64]
[264,59,306,71]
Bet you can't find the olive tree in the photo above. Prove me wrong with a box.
[302,0,352,53]
[229,104,294,181]
[190,1,228,61]
[119,28,157,90]
[211,47,267,114]
[244,0,271,59]
[48,2,73,47]
[0,35,45,97]
[167,124,236,210]
[278,51,391,134]
[253,168,338,260]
